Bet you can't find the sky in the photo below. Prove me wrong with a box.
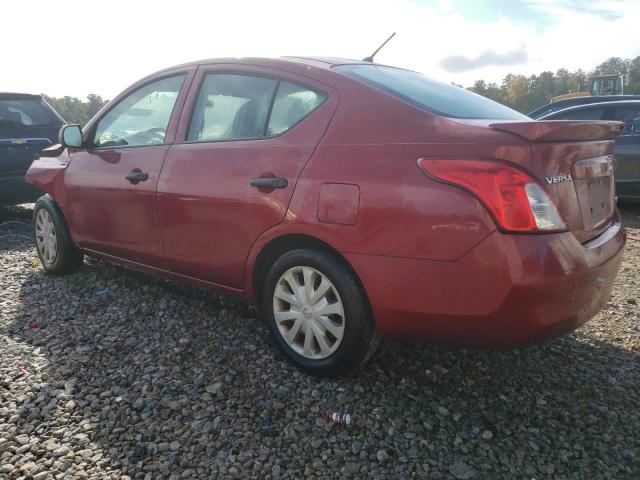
[2,0,640,99]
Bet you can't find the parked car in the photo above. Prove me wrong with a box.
[528,95,640,119]
[26,58,626,376]
[0,93,65,205]
[539,100,640,200]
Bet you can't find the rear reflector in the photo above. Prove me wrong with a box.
[418,158,567,233]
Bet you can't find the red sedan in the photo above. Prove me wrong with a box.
[27,57,626,376]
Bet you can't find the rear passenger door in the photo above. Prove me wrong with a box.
[157,66,338,289]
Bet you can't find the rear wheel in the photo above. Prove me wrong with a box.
[262,249,379,376]
[33,196,83,275]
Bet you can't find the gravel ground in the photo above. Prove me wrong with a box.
[0,203,638,480]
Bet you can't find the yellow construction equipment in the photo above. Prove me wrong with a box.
[551,74,624,102]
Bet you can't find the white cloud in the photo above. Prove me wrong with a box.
[1,0,639,98]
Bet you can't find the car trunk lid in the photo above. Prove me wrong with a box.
[490,120,624,243]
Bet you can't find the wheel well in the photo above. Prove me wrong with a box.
[37,193,81,251]
[38,194,64,218]
[252,234,369,306]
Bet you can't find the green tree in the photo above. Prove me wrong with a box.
[468,79,487,95]
[502,74,530,111]
[43,94,108,126]
[85,94,106,119]
[593,57,631,76]
[554,68,587,96]
[483,82,504,103]
[625,57,640,94]
[529,71,556,110]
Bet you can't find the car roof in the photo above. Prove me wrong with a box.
[0,92,42,100]
[554,95,640,105]
[150,56,371,76]
[539,100,640,120]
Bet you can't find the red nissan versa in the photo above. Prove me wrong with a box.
[26,57,626,376]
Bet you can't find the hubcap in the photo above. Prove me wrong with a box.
[273,266,345,360]
[35,209,57,266]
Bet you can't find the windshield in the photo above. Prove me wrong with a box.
[0,98,61,128]
[334,64,528,120]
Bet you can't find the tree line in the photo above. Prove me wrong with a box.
[43,56,640,124]
[468,56,640,114]
[43,94,108,126]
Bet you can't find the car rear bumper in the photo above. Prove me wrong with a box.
[0,174,43,205]
[345,214,626,348]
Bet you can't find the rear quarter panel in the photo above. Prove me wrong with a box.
[262,75,538,262]
[244,74,536,295]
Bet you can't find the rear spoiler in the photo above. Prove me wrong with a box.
[489,120,624,142]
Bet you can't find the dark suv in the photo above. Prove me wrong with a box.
[0,93,65,205]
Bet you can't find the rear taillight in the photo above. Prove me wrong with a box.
[417,158,567,233]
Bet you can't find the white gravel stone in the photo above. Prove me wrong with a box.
[1,203,639,479]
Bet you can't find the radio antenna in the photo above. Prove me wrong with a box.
[363,32,396,63]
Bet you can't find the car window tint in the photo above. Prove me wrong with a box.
[552,106,605,120]
[334,64,528,120]
[94,75,185,148]
[0,99,60,128]
[266,81,326,136]
[187,74,277,142]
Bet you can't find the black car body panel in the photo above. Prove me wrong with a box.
[614,135,640,200]
[0,93,65,205]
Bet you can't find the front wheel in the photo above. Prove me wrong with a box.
[262,249,379,377]
[33,196,83,275]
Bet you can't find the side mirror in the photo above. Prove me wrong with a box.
[59,124,83,148]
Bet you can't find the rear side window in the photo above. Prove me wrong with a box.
[266,81,326,136]
[552,106,605,120]
[187,74,277,141]
[0,99,61,128]
[333,64,528,120]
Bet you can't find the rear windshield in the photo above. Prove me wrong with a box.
[333,64,528,120]
[0,99,61,128]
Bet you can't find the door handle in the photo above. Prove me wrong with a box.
[125,171,149,182]
[249,177,288,189]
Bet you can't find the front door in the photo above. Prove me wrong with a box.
[64,72,192,265]
[157,67,338,289]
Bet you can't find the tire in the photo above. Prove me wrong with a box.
[261,248,379,377]
[33,195,83,275]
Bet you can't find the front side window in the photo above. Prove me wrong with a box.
[266,81,326,136]
[334,64,528,120]
[187,74,277,142]
[94,75,185,148]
